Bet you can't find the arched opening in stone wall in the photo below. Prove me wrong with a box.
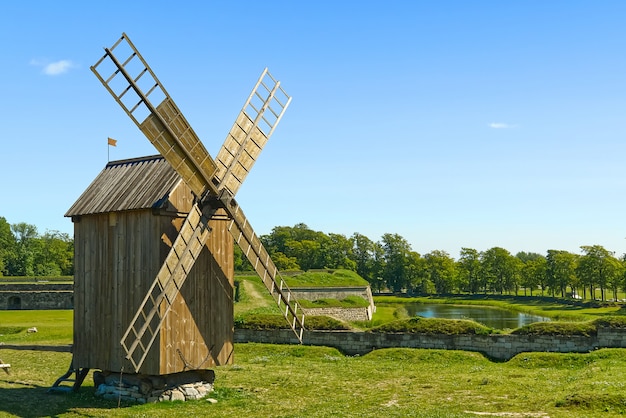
[8,296,21,310]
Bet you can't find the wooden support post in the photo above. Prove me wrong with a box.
[0,359,11,374]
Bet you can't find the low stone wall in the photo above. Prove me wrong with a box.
[303,307,371,322]
[292,286,376,320]
[0,284,73,310]
[234,327,626,360]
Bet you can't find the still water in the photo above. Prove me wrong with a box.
[405,303,550,329]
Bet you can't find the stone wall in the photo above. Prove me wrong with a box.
[234,327,626,360]
[291,286,375,320]
[0,284,73,310]
[303,307,371,322]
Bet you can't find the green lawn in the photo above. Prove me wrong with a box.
[2,340,626,417]
[4,288,626,416]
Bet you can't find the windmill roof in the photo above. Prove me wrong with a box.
[65,155,182,217]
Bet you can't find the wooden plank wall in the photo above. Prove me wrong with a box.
[73,179,234,375]
[160,181,234,373]
[73,210,164,373]
[160,212,234,374]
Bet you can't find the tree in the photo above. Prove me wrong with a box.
[381,233,412,292]
[519,256,546,296]
[7,222,38,276]
[457,248,482,293]
[515,251,543,263]
[545,250,578,297]
[370,241,386,292]
[351,233,376,284]
[33,230,74,276]
[0,217,15,276]
[577,245,620,301]
[424,250,456,294]
[271,252,300,271]
[286,239,320,271]
[481,247,519,294]
[406,251,429,294]
[323,233,356,270]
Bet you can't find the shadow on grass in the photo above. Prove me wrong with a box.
[0,384,123,417]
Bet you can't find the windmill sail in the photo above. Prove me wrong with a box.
[91,33,218,199]
[214,68,291,196]
[91,32,304,373]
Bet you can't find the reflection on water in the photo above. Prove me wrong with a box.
[405,303,550,329]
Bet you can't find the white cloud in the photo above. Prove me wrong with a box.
[30,59,76,75]
[44,60,74,75]
[488,122,518,129]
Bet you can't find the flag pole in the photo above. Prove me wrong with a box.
[107,137,117,162]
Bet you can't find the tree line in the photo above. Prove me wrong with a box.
[3,217,624,302]
[0,217,73,276]
[234,223,626,301]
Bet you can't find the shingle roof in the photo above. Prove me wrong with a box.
[65,155,182,217]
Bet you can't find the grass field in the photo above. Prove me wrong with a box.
[2,338,626,417]
[3,279,626,416]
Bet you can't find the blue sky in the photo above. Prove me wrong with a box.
[2,1,626,259]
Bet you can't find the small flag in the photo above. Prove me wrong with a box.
[107,137,117,147]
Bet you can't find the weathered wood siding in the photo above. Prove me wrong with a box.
[161,216,234,373]
[73,179,234,375]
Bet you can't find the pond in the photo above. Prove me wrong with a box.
[405,303,550,329]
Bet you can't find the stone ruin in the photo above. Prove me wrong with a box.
[93,369,216,404]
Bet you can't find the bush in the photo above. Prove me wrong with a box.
[369,317,493,335]
[511,321,597,337]
[0,276,72,283]
[593,316,626,328]
[235,314,350,330]
[0,326,24,335]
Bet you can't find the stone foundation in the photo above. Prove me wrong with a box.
[93,369,215,403]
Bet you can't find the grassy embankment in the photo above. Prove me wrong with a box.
[236,271,626,333]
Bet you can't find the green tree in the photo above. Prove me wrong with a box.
[262,226,293,255]
[351,233,376,284]
[577,245,620,301]
[323,233,356,270]
[457,248,482,293]
[424,250,456,294]
[0,217,16,276]
[381,233,412,292]
[481,247,519,294]
[545,250,578,297]
[289,238,328,271]
[406,251,429,294]
[8,222,38,276]
[370,241,386,292]
[519,256,546,296]
[33,230,74,276]
[271,252,300,271]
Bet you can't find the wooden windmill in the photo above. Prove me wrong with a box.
[59,33,305,386]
